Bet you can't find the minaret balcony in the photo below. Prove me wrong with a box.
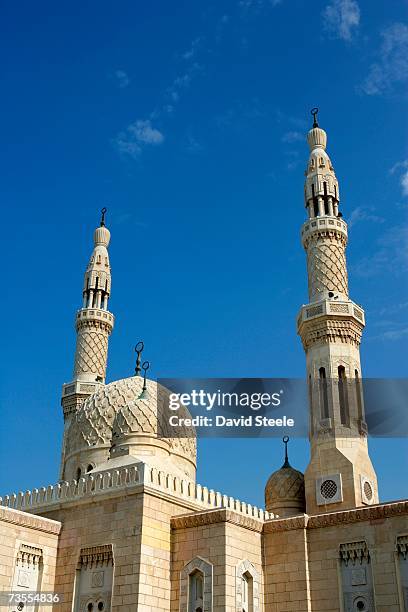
[75,307,115,330]
[62,379,103,399]
[297,298,365,345]
[301,216,347,247]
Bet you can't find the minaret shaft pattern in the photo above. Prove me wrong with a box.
[305,230,348,302]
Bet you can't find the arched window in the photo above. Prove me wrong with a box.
[241,572,253,612]
[312,184,318,217]
[308,374,314,435]
[189,570,204,612]
[76,467,82,481]
[338,366,349,426]
[236,560,259,612]
[323,182,329,214]
[355,369,363,421]
[319,367,329,419]
[180,557,212,612]
[86,464,94,473]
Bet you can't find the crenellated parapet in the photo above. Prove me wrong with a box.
[0,462,274,521]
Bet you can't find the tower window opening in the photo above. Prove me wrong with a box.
[189,570,204,612]
[311,183,319,217]
[319,367,329,420]
[241,571,254,612]
[355,369,363,421]
[338,366,350,426]
[308,374,314,435]
[323,182,329,215]
[76,467,82,481]
[86,464,93,473]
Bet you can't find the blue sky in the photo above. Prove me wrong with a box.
[1,0,407,506]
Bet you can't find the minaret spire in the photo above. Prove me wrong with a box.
[311,106,319,128]
[297,111,378,514]
[59,210,115,479]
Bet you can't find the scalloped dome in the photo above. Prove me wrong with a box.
[63,376,196,481]
[265,462,305,518]
[307,126,327,150]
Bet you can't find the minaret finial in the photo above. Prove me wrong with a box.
[311,107,319,128]
[141,360,150,395]
[100,207,107,227]
[135,341,144,376]
[282,435,290,468]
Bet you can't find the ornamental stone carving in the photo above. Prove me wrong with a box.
[74,328,110,379]
[306,235,348,300]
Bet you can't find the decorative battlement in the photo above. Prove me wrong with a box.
[0,463,273,522]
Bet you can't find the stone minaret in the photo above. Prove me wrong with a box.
[297,110,378,514]
[59,209,115,479]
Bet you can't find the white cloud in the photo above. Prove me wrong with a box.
[239,0,282,10]
[322,0,360,41]
[115,119,164,159]
[182,37,202,60]
[361,23,408,95]
[353,224,408,277]
[115,70,130,89]
[128,120,164,145]
[281,130,303,144]
[348,206,385,228]
[378,327,408,341]
[165,62,202,111]
[390,160,408,197]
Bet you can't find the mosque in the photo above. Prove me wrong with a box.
[0,112,407,611]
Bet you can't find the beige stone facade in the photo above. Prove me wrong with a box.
[1,117,407,611]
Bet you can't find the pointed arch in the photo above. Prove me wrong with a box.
[235,560,260,612]
[179,556,213,612]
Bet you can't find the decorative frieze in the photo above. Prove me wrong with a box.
[171,508,265,532]
[340,541,369,566]
[397,535,408,559]
[78,544,113,569]
[0,505,61,534]
[16,544,43,567]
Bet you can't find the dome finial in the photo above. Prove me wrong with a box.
[100,207,107,227]
[311,107,319,128]
[282,435,290,468]
[138,360,150,398]
[135,341,144,376]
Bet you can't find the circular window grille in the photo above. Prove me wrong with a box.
[354,597,367,611]
[320,479,338,499]
[363,480,373,501]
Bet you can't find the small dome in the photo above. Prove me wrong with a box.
[94,225,110,247]
[264,439,305,518]
[64,376,196,481]
[307,126,327,151]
